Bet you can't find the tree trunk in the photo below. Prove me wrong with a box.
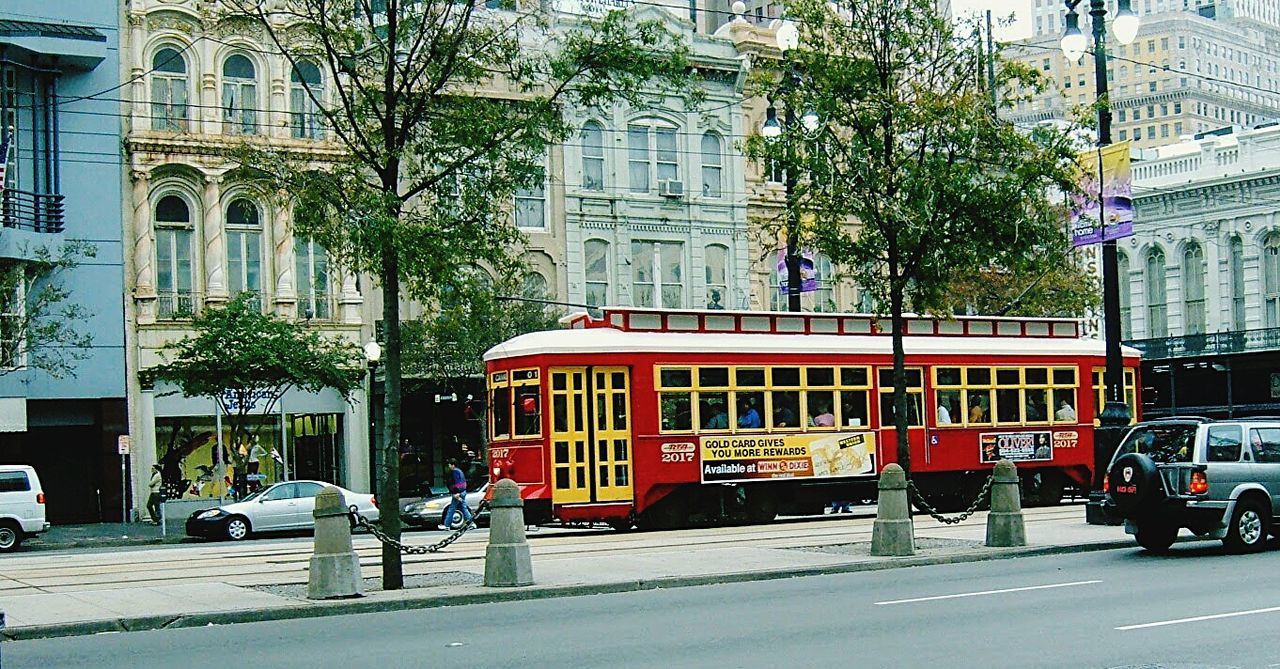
[379,249,404,590]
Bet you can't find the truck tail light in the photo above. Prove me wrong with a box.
[1189,471,1209,495]
[1102,474,1109,494]
[36,492,44,504]
[371,495,378,508]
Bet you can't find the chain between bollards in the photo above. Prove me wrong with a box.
[906,474,995,525]
[348,500,490,555]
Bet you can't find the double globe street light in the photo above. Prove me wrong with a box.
[1058,0,1140,519]
[761,18,820,313]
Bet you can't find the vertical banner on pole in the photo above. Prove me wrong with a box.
[1071,141,1135,247]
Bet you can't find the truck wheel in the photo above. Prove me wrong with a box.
[1134,523,1177,553]
[0,521,23,552]
[1223,498,1270,554]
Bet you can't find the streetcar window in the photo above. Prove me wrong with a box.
[699,367,730,388]
[1053,368,1076,386]
[839,390,869,427]
[735,391,764,429]
[996,368,1021,386]
[514,385,540,436]
[491,385,511,439]
[1025,368,1048,385]
[807,367,835,387]
[807,390,837,428]
[936,367,962,386]
[553,394,568,432]
[966,390,992,424]
[995,388,1021,423]
[878,368,922,387]
[880,392,923,427]
[660,368,693,388]
[840,367,868,387]
[1092,367,1138,426]
[661,392,693,431]
[699,392,730,431]
[936,390,960,424]
[736,368,766,387]
[772,367,801,387]
[770,390,801,429]
[967,367,992,386]
[1025,389,1050,423]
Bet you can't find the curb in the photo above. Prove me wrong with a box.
[0,537,1137,642]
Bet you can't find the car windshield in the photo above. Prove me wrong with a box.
[239,487,268,503]
[1115,424,1198,463]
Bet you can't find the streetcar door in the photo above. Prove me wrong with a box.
[590,367,633,503]
[549,368,590,504]
[548,366,633,505]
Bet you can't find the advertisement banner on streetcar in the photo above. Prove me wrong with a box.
[700,432,876,483]
[979,431,1053,463]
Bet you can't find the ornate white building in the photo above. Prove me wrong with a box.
[122,0,367,513]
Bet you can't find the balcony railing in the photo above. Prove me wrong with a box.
[156,291,200,320]
[2,189,65,233]
[1126,327,1280,359]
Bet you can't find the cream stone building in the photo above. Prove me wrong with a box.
[122,0,368,514]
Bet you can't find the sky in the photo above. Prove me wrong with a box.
[950,0,1034,40]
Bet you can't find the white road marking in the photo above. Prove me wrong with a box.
[1117,606,1280,631]
[874,580,1102,606]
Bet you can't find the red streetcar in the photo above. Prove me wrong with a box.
[483,308,1140,529]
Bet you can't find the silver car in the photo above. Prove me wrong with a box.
[1105,417,1280,553]
[402,482,489,530]
[186,480,380,541]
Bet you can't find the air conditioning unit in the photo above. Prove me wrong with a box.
[658,180,684,198]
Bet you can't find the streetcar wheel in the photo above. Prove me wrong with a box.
[744,489,778,524]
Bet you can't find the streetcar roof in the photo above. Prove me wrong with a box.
[483,327,1141,362]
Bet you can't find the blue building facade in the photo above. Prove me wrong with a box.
[0,6,126,522]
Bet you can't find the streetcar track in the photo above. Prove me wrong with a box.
[0,506,1093,594]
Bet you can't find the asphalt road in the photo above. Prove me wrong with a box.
[10,540,1280,669]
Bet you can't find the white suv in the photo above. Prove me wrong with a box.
[0,465,48,551]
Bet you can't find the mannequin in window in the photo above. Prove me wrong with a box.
[707,289,725,310]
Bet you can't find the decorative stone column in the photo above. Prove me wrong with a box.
[340,269,362,324]
[273,203,296,318]
[132,169,157,323]
[128,12,146,128]
[203,176,227,303]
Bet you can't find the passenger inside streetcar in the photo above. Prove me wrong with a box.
[810,402,836,427]
[738,398,762,429]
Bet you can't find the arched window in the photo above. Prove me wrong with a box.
[581,122,604,192]
[1146,248,1168,338]
[295,238,331,320]
[290,61,324,140]
[1264,233,1280,328]
[631,240,684,308]
[1117,250,1132,339]
[521,272,549,299]
[222,54,258,135]
[151,47,188,132]
[1229,236,1245,330]
[155,195,195,319]
[1182,242,1206,335]
[700,132,723,198]
[226,199,262,307]
[704,244,728,309]
[584,239,609,307]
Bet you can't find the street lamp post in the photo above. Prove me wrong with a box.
[762,20,818,313]
[1061,0,1139,523]
[363,341,382,494]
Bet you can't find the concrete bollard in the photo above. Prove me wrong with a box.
[484,478,533,587]
[985,459,1027,547]
[307,486,363,599]
[871,463,915,556]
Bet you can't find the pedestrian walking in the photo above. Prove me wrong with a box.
[441,459,474,530]
[147,464,165,525]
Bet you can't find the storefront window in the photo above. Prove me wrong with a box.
[154,415,284,500]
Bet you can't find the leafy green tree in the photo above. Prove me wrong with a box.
[745,0,1079,475]
[148,294,363,498]
[227,0,691,587]
[0,240,96,379]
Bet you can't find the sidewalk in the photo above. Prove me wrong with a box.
[0,508,1141,641]
[25,522,190,551]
